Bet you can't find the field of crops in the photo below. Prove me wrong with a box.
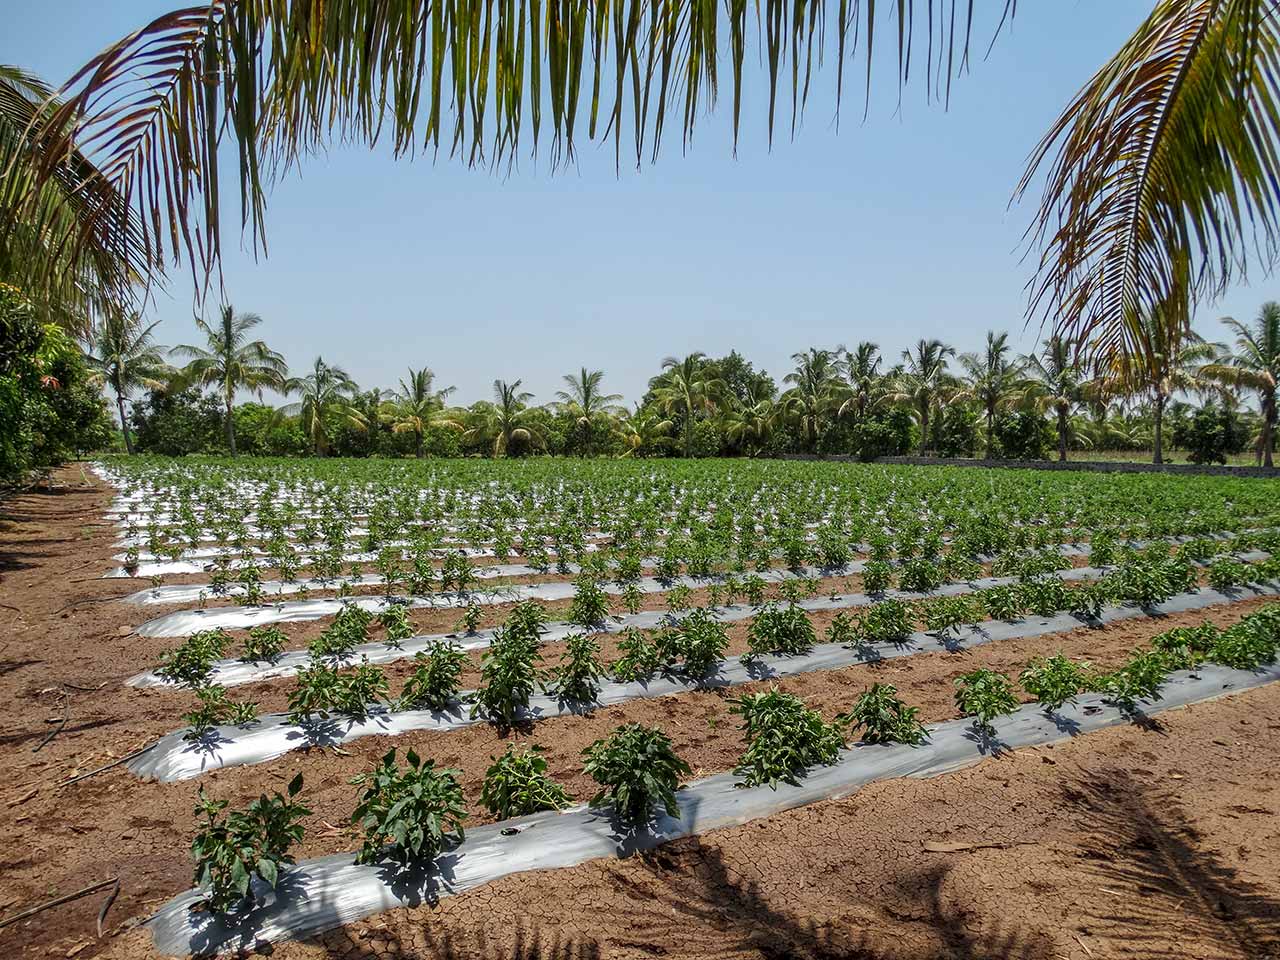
[4,456,1280,959]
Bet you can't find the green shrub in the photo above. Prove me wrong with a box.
[157,629,232,688]
[1095,650,1171,711]
[377,604,416,647]
[746,602,816,657]
[582,723,690,825]
[953,669,1019,735]
[610,628,664,682]
[397,642,467,711]
[471,628,543,726]
[567,577,610,627]
[676,606,730,677]
[1018,654,1091,712]
[730,689,845,788]
[857,598,915,643]
[351,749,466,868]
[545,633,608,704]
[841,683,928,745]
[182,685,259,741]
[191,774,308,913]
[480,744,573,819]
[240,625,287,664]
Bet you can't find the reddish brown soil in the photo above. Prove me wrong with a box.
[3,466,1279,960]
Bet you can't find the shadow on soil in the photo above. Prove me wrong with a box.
[1063,771,1280,960]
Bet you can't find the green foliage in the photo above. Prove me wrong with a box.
[1019,654,1092,711]
[746,602,816,657]
[131,387,226,456]
[1018,576,1071,617]
[377,604,416,647]
[841,683,928,745]
[471,628,543,726]
[479,744,573,819]
[350,749,466,868]
[1095,650,1171,711]
[922,594,978,636]
[857,598,915,643]
[582,723,691,825]
[567,576,610,627]
[397,642,467,711]
[1207,616,1280,670]
[992,411,1054,460]
[1171,403,1247,465]
[928,404,979,458]
[729,689,846,788]
[308,603,373,660]
[182,685,259,741]
[861,560,893,595]
[191,774,308,913]
[157,629,232,688]
[953,669,1019,735]
[824,611,860,646]
[610,628,664,682]
[545,632,607,704]
[287,658,388,722]
[898,557,945,593]
[675,606,730,677]
[1207,556,1253,592]
[982,584,1024,622]
[239,625,287,664]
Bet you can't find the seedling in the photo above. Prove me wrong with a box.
[479,744,573,819]
[157,629,232,688]
[471,628,543,727]
[568,576,610,627]
[1095,650,1170,711]
[676,606,729,677]
[182,685,259,741]
[240,625,287,664]
[610,628,664,682]
[582,723,691,826]
[377,604,416,648]
[455,603,483,635]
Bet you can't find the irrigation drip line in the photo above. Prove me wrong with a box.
[126,580,1280,783]
[0,878,119,931]
[146,657,1280,956]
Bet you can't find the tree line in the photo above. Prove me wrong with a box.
[89,303,1280,467]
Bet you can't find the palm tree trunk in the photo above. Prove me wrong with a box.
[416,430,424,458]
[115,390,134,455]
[1153,392,1165,465]
[1264,392,1276,468]
[1057,404,1068,462]
[919,403,929,456]
[225,393,237,456]
[985,406,994,459]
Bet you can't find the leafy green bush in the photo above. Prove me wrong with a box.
[377,604,416,647]
[898,558,945,593]
[953,669,1019,735]
[182,685,259,741]
[1207,556,1253,592]
[158,629,232,688]
[567,577,610,627]
[1095,650,1170,711]
[582,723,690,825]
[287,659,388,722]
[730,689,846,788]
[480,744,573,818]
[545,633,607,704]
[1207,617,1280,670]
[610,628,664,682]
[824,611,860,646]
[1149,623,1219,669]
[841,683,928,745]
[922,595,978,636]
[397,642,467,711]
[471,628,543,726]
[857,598,915,643]
[746,602,816,657]
[308,604,373,660]
[981,585,1023,622]
[1018,576,1070,617]
[240,625,287,664]
[351,749,466,867]
[1018,654,1091,711]
[676,606,730,677]
[191,774,308,913]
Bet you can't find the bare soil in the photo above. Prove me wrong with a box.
[3,466,1279,960]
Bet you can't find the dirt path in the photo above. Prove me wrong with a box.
[4,465,1280,960]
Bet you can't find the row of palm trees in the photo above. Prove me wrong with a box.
[85,302,1280,465]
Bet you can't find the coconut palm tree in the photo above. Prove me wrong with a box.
[1103,305,1220,464]
[0,64,141,329]
[171,305,288,455]
[467,379,543,457]
[895,339,956,456]
[957,331,1025,458]
[1200,302,1280,467]
[782,348,844,452]
[614,408,675,458]
[282,357,366,456]
[1022,336,1088,463]
[651,354,724,458]
[837,342,888,421]
[379,367,462,458]
[722,382,779,457]
[555,368,624,456]
[82,311,172,454]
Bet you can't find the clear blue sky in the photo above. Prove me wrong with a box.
[4,2,1267,407]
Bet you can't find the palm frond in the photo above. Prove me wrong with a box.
[13,1,1014,295]
[1021,0,1280,367]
